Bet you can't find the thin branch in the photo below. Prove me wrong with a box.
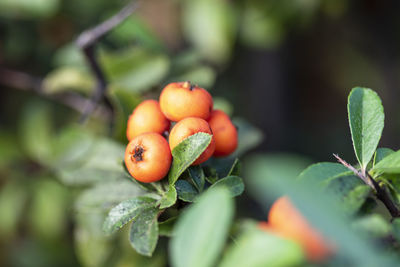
[0,68,111,120]
[76,1,138,123]
[333,154,374,188]
[333,153,400,218]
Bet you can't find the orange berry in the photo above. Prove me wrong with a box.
[208,110,238,157]
[159,81,213,121]
[126,100,170,141]
[267,196,333,262]
[124,133,171,183]
[169,117,215,165]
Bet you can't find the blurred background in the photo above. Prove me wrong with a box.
[1,0,400,266]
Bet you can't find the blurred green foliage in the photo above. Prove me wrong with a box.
[2,0,400,267]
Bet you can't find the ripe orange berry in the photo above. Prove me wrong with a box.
[267,196,333,262]
[169,117,215,165]
[159,81,213,121]
[208,110,238,157]
[126,100,170,141]
[124,133,172,183]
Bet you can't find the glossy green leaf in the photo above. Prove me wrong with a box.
[158,185,177,209]
[348,87,384,170]
[175,180,198,202]
[372,150,400,174]
[298,162,352,184]
[219,227,304,267]
[188,166,205,192]
[75,180,145,212]
[170,188,233,267]
[168,133,212,185]
[129,207,159,257]
[210,176,244,198]
[103,197,157,235]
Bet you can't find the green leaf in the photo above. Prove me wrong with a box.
[188,166,205,192]
[218,227,304,267]
[373,148,394,167]
[42,67,94,95]
[75,180,145,212]
[158,185,177,209]
[57,138,127,186]
[175,180,198,202]
[352,214,391,238]
[75,212,112,267]
[19,101,54,164]
[203,166,219,184]
[182,0,235,64]
[103,197,157,235]
[348,87,384,170]
[298,162,352,184]
[100,47,169,93]
[170,188,233,267]
[168,133,212,185]
[0,180,28,237]
[372,150,400,174]
[327,176,371,215]
[158,217,177,237]
[129,207,159,257]
[210,176,244,197]
[227,158,241,176]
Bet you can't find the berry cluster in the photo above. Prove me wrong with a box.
[124,81,238,183]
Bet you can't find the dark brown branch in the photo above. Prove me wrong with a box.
[0,68,111,120]
[333,153,400,218]
[367,173,400,218]
[76,1,138,123]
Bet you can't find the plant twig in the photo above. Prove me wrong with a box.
[0,67,111,120]
[76,1,138,123]
[333,154,374,188]
[333,154,400,218]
